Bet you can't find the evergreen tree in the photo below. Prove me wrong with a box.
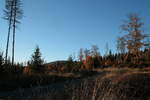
[0,52,4,72]
[28,46,44,72]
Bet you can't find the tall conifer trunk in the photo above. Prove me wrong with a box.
[5,0,13,64]
[12,0,17,65]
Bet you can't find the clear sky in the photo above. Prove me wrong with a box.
[0,0,150,63]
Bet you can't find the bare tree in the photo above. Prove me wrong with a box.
[91,45,100,57]
[3,0,23,65]
[117,37,126,53]
[84,48,90,59]
[78,48,84,62]
[11,0,23,65]
[3,0,14,63]
[120,13,148,54]
[105,43,109,56]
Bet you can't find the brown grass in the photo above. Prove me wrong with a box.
[48,72,81,78]
[69,67,150,100]
[1,67,150,100]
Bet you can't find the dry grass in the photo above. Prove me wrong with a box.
[1,67,150,100]
[69,68,150,100]
[48,72,81,78]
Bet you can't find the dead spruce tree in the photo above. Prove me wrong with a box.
[12,0,23,65]
[4,0,23,65]
[3,0,14,64]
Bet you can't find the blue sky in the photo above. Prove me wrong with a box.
[0,0,150,63]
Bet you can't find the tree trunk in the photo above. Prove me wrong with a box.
[12,0,17,66]
[5,19,11,64]
[5,2,13,64]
